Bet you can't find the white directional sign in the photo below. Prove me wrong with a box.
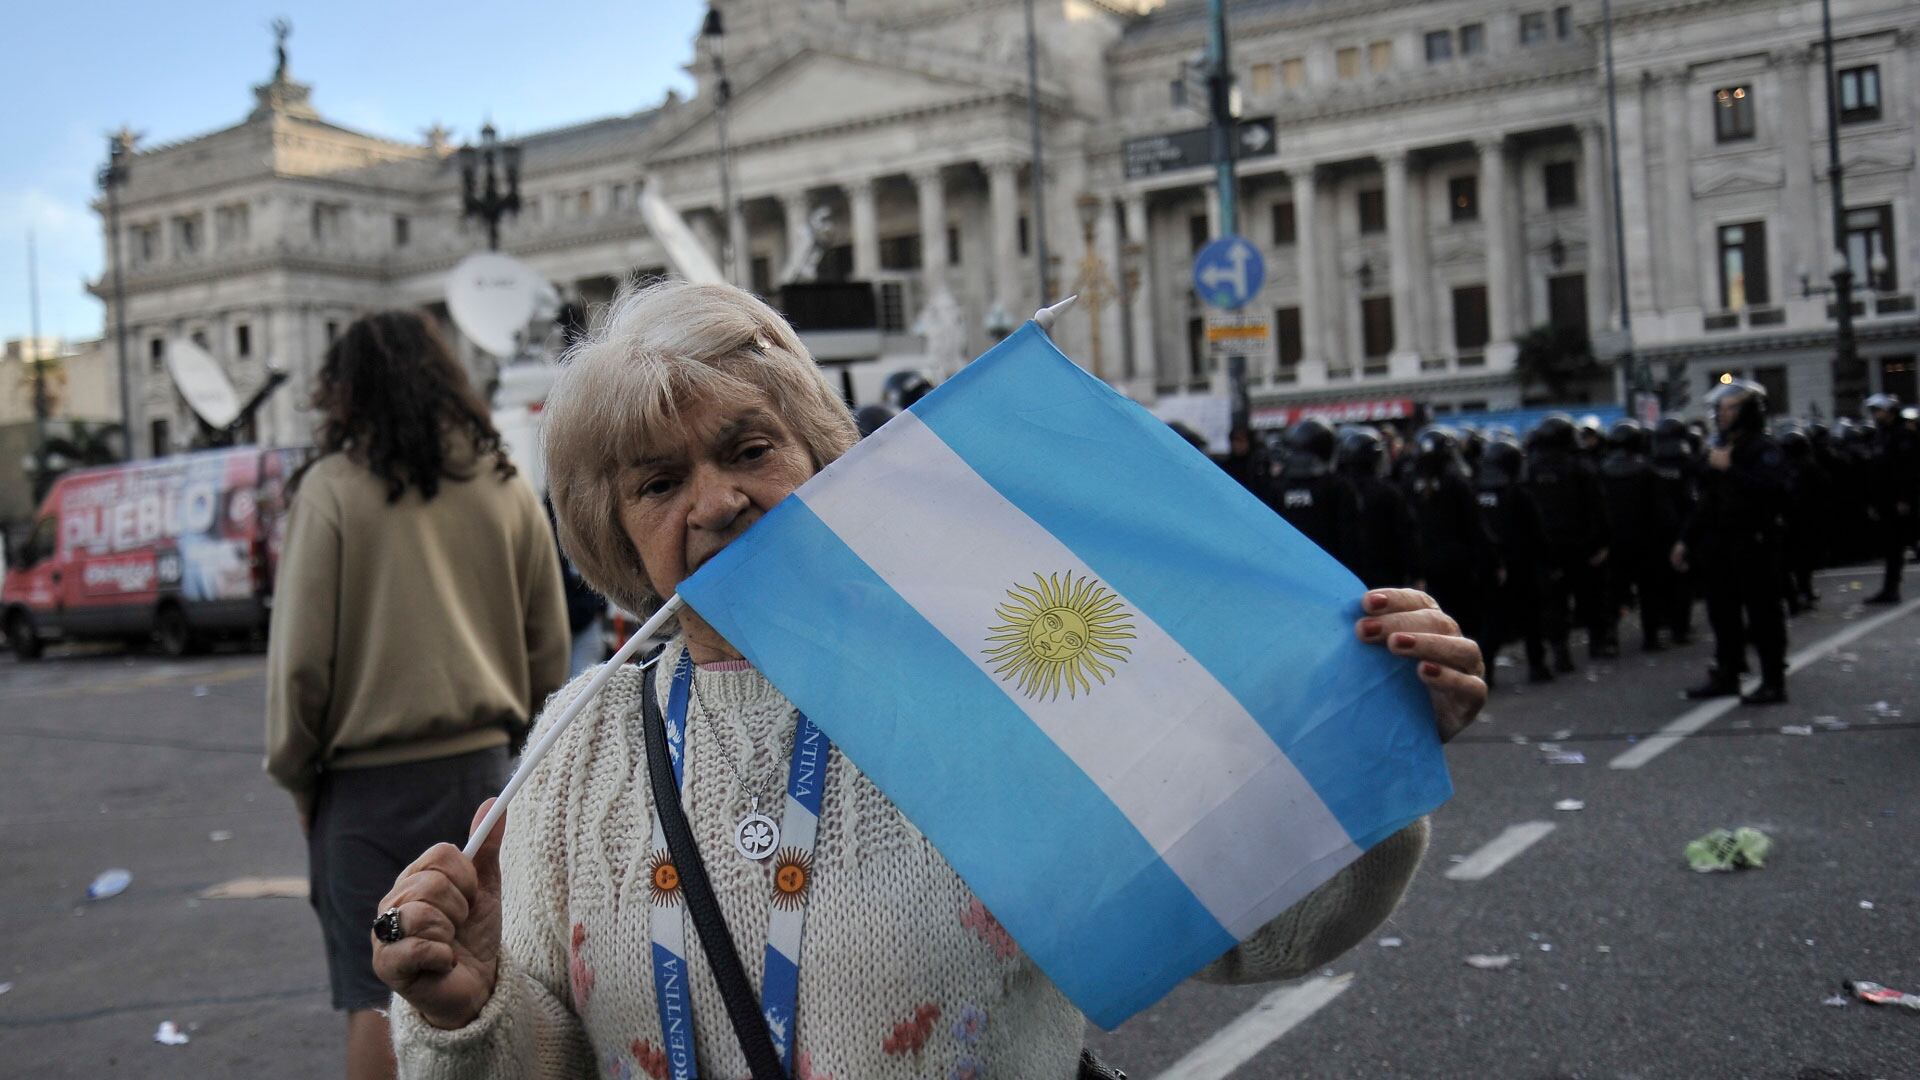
[1123,117,1278,179]
[1192,235,1266,311]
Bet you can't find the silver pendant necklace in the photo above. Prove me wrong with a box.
[689,676,788,861]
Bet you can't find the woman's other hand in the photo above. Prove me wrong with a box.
[1355,589,1486,743]
[372,799,506,1030]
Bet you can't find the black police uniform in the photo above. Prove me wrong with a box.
[1269,421,1364,575]
[1685,382,1790,704]
[1406,431,1495,650]
[1648,420,1698,643]
[1477,440,1552,682]
[1866,399,1918,603]
[1336,428,1421,590]
[1598,421,1675,650]
[1526,418,1612,669]
[1778,429,1829,612]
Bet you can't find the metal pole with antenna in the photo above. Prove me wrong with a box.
[28,231,51,498]
[100,132,133,461]
[1602,0,1641,408]
[704,5,737,284]
[1819,0,1858,401]
[1024,0,1050,306]
[1207,0,1248,430]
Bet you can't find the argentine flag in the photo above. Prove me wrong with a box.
[679,322,1452,1028]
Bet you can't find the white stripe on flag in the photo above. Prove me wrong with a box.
[799,411,1358,937]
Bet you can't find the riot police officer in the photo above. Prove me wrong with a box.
[1674,380,1790,705]
[1219,425,1270,500]
[1269,418,1364,574]
[1336,426,1421,590]
[1478,436,1552,683]
[1864,393,1917,604]
[1407,428,1495,652]
[1649,418,1699,643]
[1527,415,1612,670]
[1599,419,1674,651]
[1778,427,1828,611]
[882,369,935,411]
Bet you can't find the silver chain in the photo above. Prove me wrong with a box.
[687,675,791,799]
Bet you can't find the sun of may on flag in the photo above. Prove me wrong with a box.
[678,320,1453,1029]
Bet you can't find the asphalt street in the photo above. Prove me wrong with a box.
[2,566,1916,1079]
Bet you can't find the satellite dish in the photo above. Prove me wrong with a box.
[165,339,243,429]
[446,252,547,357]
[639,179,726,285]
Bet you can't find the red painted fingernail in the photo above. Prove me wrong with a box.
[1360,619,1382,638]
[1364,593,1387,612]
[1420,662,1441,678]
[1391,633,1414,650]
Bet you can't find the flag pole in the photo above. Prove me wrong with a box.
[463,594,686,857]
[1034,294,1078,333]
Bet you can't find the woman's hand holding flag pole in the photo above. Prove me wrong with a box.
[461,595,685,859]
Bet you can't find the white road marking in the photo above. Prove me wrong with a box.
[1610,595,1920,770]
[1444,821,1557,882]
[1149,974,1354,1080]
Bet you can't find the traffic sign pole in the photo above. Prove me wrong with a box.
[1207,0,1247,431]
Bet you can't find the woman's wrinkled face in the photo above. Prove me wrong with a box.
[616,393,817,602]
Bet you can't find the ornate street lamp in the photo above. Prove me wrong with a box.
[458,122,522,251]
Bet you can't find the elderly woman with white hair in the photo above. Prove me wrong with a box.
[372,281,1486,1079]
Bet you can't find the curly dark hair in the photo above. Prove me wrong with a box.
[296,309,515,502]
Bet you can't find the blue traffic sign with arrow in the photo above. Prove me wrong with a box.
[1192,234,1265,310]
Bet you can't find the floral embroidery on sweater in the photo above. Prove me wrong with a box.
[882,1003,942,1056]
[960,897,1017,960]
[952,1003,988,1045]
[603,1049,636,1080]
[796,1049,835,1080]
[629,1038,669,1080]
[568,922,595,1012]
[950,1057,987,1080]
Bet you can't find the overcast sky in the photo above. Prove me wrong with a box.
[0,0,706,343]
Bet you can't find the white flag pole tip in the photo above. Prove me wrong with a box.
[1033,294,1079,332]
[461,593,687,858]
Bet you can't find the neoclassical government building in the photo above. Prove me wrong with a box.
[94,0,1919,455]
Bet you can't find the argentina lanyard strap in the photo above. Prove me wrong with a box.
[646,650,830,1077]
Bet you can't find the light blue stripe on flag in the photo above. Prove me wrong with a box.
[681,498,1237,1027]
[913,324,1448,846]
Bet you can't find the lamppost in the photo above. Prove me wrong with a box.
[703,5,738,284]
[1073,194,1118,382]
[458,123,522,251]
[98,127,134,459]
[1817,0,1858,384]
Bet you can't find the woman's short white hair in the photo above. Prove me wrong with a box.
[544,279,858,616]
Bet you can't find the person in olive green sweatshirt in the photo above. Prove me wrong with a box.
[265,309,568,1080]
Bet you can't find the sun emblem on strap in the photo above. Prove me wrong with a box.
[984,571,1136,701]
[770,848,814,911]
[645,850,681,906]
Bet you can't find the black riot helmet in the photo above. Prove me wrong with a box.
[1866,393,1901,425]
[1335,425,1386,479]
[1777,427,1811,460]
[1807,420,1832,453]
[1576,414,1606,451]
[1479,437,1525,488]
[1608,418,1649,454]
[853,403,897,438]
[1650,416,1691,466]
[882,369,936,411]
[1706,378,1768,440]
[1414,425,1462,476]
[1527,414,1578,456]
[1282,418,1337,478]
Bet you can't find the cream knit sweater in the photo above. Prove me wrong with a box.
[391,642,1429,1079]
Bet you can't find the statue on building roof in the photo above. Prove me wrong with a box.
[271,17,292,82]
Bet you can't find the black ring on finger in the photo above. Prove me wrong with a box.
[373,906,407,943]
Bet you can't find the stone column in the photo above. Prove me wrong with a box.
[1291,168,1324,378]
[1479,136,1517,366]
[1775,48,1817,289]
[1580,121,1614,334]
[779,190,812,283]
[914,167,950,295]
[1616,73,1658,322]
[1659,68,1700,309]
[1123,193,1158,387]
[1383,149,1420,374]
[986,158,1023,317]
[847,177,880,282]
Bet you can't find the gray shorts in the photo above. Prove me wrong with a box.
[306,746,509,1011]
